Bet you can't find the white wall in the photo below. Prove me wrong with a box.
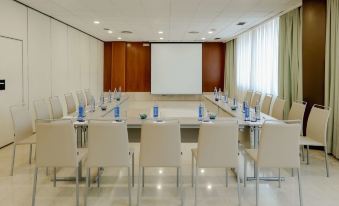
[0,0,104,147]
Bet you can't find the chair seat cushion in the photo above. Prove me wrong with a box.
[245,149,258,162]
[16,134,36,145]
[300,136,324,146]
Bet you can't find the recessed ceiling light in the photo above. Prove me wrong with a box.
[200,169,205,173]
[208,31,213,34]
[93,20,100,24]
[117,37,122,40]
[158,31,164,34]
[201,37,206,40]
[157,184,162,190]
[207,184,212,190]
[160,37,164,40]
[107,30,113,34]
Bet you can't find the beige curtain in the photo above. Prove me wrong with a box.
[224,40,236,97]
[325,0,339,157]
[278,7,303,118]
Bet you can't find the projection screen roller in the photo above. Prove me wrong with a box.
[151,43,202,94]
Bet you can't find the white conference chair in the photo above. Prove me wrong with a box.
[191,120,241,206]
[244,121,303,206]
[65,93,77,115]
[84,89,92,106]
[300,104,331,177]
[244,90,253,104]
[261,94,273,115]
[33,99,51,120]
[85,120,134,206]
[49,96,63,119]
[288,101,307,134]
[137,120,183,206]
[250,92,262,108]
[76,90,87,107]
[271,97,286,120]
[9,105,36,176]
[32,119,87,206]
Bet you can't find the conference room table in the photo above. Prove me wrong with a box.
[60,93,279,182]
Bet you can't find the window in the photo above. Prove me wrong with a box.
[235,17,279,98]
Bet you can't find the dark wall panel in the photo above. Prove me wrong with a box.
[111,42,126,91]
[202,42,225,92]
[103,42,112,91]
[302,0,327,132]
[126,42,151,91]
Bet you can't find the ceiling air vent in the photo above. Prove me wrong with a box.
[188,31,199,34]
[214,37,221,40]
[121,31,133,34]
[237,22,246,26]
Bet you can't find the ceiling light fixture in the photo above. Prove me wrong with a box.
[201,37,206,40]
[160,37,164,40]
[117,37,122,40]
[158,31,164,34]
[107,30,113,34]
[208,31,213,34]
[93,20,100,24]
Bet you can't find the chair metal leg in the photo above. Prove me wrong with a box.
[225,168,229,187]
[76,167,79,206]
[324,147,330,177]
[142,167,145,187]
[128,167,132,206]
[278,168,281,188]
[301,146,305,161]
[97,167,101,188]
[255,166,259,206]
[177,167,179,188]
[137,166,142,206]
[29,144,32,164]
[179,167,184,206]
[32,167,38,206]
[194,166,198,206]
[85,168,90,206]
[244,158,247,187]
[10,144,16,176]
[132,153,135,187]
[53,168,57,187]
[297,168,303,206]
[191,154,194,187]
[237,167,241,206]
[306,145,310,165]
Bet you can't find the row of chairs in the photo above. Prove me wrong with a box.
[31,119,303,206]
[9,89,93,176]
[244,90,331,177]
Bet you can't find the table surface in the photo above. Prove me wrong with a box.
[67,94,276,128]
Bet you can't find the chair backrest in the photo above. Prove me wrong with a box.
[140,120,181,167]
[49,96,63,119]
[288,101,306,122]
[64,93,76,115]
[250,92,262,108]
[244,90,253,104]
[10,105,34,143]
[258,121,301,168]
[271,98,286,120]
[33,99,51,120]
[87,120,129,168]
[306,105,331,145]
[261,94,273,115]
[84,89,92,106]
[35,119,77,167]
[197,120,238,168]
[76,90,86,107]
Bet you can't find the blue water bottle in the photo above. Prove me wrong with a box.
[114,105,120,121]
[245,103,250,121]
[153,103,159,120]
[78,103,84,121]
[198,103,204,121]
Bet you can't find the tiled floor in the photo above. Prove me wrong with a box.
[1,143,339,206]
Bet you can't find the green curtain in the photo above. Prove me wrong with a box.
[224,40,236,97]
[325,0,339,157]
[278,7,303,118]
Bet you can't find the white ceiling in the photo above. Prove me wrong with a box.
[17,0,302,42]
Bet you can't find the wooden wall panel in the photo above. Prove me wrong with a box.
[202,42,225,92]
[302,0,326,133]
[103,42,112,91]
[111,42,126,91]
[126,42,151,91]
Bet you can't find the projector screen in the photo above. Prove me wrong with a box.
[151,43,202,94]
